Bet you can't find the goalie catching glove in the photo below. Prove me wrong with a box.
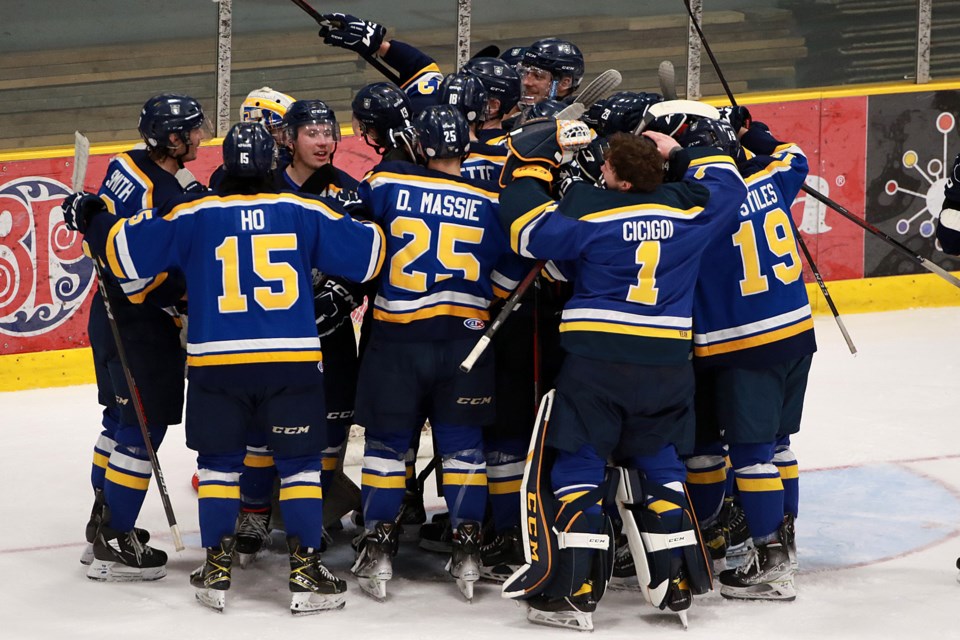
[318,13,386,58]
[499,118,593,188]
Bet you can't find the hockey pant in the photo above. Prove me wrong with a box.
[502,391,613,602]
[615,467,712,609]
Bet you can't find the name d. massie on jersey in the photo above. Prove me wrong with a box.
[740,182,780,216]
[395,188,483,222]
[104,168,137,202]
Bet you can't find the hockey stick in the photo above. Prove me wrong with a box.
[633,99,720,135]
[679,0,960,292]
[555,68,623,120]
[73,133,185,552]
[658,61,678,100]
[288,0,402,85]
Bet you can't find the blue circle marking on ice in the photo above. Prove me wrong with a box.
[799,463,960,571]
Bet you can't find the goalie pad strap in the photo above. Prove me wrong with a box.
[640,529,698,552]
[555,530,610,550]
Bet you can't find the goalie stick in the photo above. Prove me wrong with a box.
[288,0,402,85]
[555,68,623,120]
[73,132,185,552]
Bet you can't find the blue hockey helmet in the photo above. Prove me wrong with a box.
[499,46,528,70]
[223,122,276,178]
[351,82,416,150]
[439,73,489,124]
[415,105,470,160]
[283,99,340,141]
[462,57,521,118]
[517,98,567,126]
[677,117,741,159]
[522,38,584,90]
[138,94,206,150]
[587,91,664,137]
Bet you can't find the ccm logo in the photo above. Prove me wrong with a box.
[327,410,355,420]
[271,425,310,435]
[456,396,492,405]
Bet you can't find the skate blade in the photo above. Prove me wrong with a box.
[720,579,797,601]
[80,544,94,566]
[676,610,689,630]
[456,577,476,602]
[86,560,166,582]
[237,550,263,570]
[607,575,641,592]
[356,576,389,602]
[527,606,594,632]
[195,588,226,612]
[479,564,518,584]
[290,592,346,615]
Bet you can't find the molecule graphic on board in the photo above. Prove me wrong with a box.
[884,112,955,241]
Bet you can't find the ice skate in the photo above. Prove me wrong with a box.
[235,509,271,569]
[288,536,347,615]
[723,498,753,560]
[419,512,452,553]
[479,526,524,583]
[719,525,796,601]
[526,581,597,632]
[700,519,728,573]
[783,513,798,570]
[664,565,692,629]
[351,522,398,602]
[190,535,236,612]
[86,509,166,582]
[447,521,481,601]
[608,538,640,591]
[80,489,149,566]
[400,488,426,526]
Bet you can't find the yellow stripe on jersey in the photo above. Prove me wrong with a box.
[105,218,128,279]
[735,476,784,492]
[579,201,704,223]
[373,305,490,324]
[509,200,554,254]
[560,321,691,340]
[366,171,500,200]
[777,464,800,480]
[92,452,109,470]
[105,467,150,491]
[279,485,323,501]
[401,63,442,90]
[124,272,168,304]
[743,155,797,185]
[187,350,323,367]
[686,467,727,485]
[117,153,154,210]
[198,484,241,500]
[688,154,738,169]
[693,317,814,357]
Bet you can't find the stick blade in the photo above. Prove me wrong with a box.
[574,69,622,109]
[658,61,677,100]
[72,131,90,192]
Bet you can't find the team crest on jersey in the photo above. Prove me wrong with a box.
[464,318,485,331]
[0,177,95,337]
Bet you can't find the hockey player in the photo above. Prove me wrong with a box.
[497,121,747,630]
[317,12,442,114]
[461,56,521,144]
[351,82,420,164]
[688,110,815,601]
[439,72,508,183]
[63,122,386,614]
[519,38,584,107]
[350,105,523,602]
[80,93,207,582]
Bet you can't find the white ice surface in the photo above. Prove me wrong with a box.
[4,306,960,638]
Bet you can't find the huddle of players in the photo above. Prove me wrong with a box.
[67,10,815,630]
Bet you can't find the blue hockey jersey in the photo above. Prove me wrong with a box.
[461,136,508,184]
[84,191,385,387]
[358,161,524,341]
[500,148,747,365]
[693,125,816,368]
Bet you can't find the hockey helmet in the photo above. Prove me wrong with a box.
[522,38,584,90]
[222,122,277,178]
[591,91,664,137]
[138,94,206,150]
[283,99,340,141]
[240,87,295,132]
[439,73,489,124]
[351,82,417,150]
[415,105,470,160]
[677,117,741,159]
[462,57,521,118]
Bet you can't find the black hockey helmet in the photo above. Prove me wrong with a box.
[678,117,741,159]
[499,46,528,70]
[461,57,521,118]
[588,91,664,137]
[138,94,206,150]
[518,99,567,126]
[283,99,340,141]
[351,82,416,151]
[439,73,489,125]
[223,122,277,178]
[522,38,584,90]
[415,105,470,160]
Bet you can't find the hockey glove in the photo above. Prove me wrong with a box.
[717,105,752,135]
[62,192,107,234]
[313,276,363,338]
[500,119,592,188]
[319,13,386,58]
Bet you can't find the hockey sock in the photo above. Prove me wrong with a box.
[90,410,119,491]
[197,453,244,547]
[320,432,347,500]
[240,444,275,510]
[551,446,605,517]
[485,438,527,531]
[361,435,408,529]
[102,423,166,532]
[774,437,799,518]
[684,445,727,526]
[729,442,784,544]
[275,455,324,549]
[434,422,487,527]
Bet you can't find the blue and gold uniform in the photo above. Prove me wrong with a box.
[85,190,384,550]
[87,149,189,537]
[354,159,524,533]
[686,123,814,578]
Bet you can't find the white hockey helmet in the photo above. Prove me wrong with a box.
[240,87,296,131]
